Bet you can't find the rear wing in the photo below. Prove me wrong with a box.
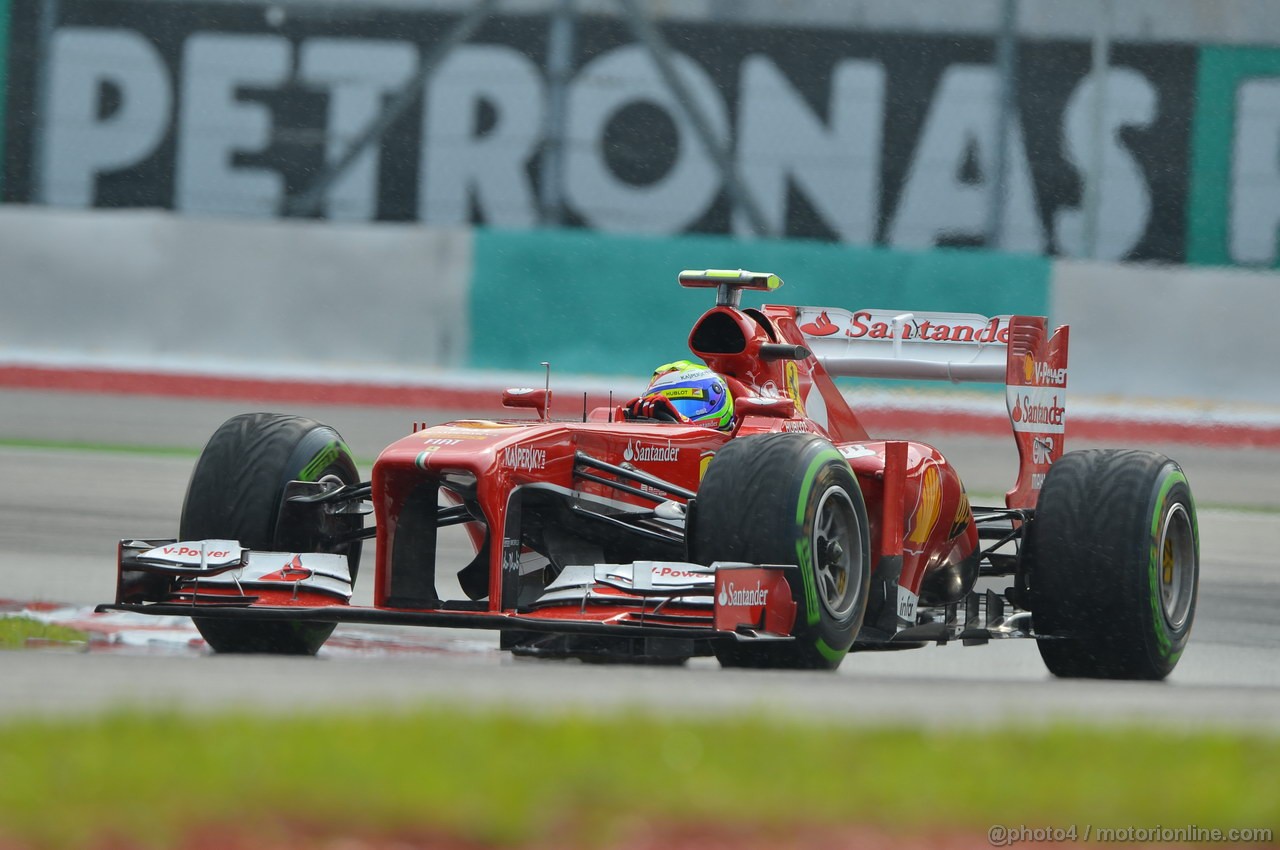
[793,306,1069,509]
[796,307,1009,382]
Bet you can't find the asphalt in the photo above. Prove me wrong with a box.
[1,389,1278,730]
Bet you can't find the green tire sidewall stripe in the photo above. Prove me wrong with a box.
[815,637,843,663]
[794,447,852,629]
[1147,467,1194,658]
[298,439,347,482]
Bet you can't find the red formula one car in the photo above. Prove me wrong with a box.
[101,270,1200,679]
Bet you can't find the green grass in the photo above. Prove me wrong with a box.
[0,617,87,650]
[0,710,1274,848]
[0,438,382,469]
[0,438,201,458]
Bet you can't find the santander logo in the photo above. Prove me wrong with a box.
[718,581,769,607]
[623,440,680,463]
[800,310,840,337]
[1012,394,1065,426]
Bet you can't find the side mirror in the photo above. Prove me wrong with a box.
[734,396,796,418]
[503,387,550,420]
[758,343,811,361]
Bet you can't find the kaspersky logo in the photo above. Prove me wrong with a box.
[623,440,680,463]
[502,446,546,471]
[718,581,769,607]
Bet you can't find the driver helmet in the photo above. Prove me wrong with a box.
[644,360,735,430]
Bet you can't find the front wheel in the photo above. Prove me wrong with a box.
[691,433,871,671]
[180,413,362,655]
[1026,449,1199,680]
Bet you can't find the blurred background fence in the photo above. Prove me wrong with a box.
[6,0,1280,264]
[2,0,1279,408]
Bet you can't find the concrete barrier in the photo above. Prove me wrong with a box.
[0,205,473,372]
[3,205,1279,427]
[1051,259,1280,405]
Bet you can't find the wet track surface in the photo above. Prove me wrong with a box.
[2,390,1279,729]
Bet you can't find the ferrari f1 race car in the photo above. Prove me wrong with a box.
[100,270,1200,679]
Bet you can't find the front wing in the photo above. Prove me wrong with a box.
[98,539,800,645]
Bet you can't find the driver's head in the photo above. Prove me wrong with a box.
[643,360,735,430]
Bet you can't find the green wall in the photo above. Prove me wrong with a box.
[470,229,1050,375]
[1187,46,1280,267]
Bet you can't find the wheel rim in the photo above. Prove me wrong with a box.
[813,486,863,620]
[1157,502,1195,630]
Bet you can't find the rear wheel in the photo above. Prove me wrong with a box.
[1026,449,1198,680]
[691,433,870,671]
[180,413,362,655]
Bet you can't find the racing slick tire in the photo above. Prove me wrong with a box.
[1026,449,1198,680]
[691,433,871,671]
[180,413,362,656]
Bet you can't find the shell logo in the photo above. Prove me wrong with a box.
[948,489,972,539]
[907,464,942,546]
[699,451,715,481]
[1023,353,1035,384]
